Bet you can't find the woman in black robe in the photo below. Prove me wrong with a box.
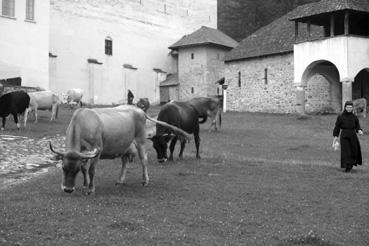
[333,101,364,172]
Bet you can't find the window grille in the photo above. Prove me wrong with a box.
[105,37,112,56]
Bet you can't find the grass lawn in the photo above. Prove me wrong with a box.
[1,106,369,246]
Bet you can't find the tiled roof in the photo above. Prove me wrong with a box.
[290,0,369,21]
[159,73,179,87]
[224,10,324,62]
[169,26,238,50]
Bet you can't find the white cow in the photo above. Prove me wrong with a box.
[25,91,60,126]
[66,88,83,107]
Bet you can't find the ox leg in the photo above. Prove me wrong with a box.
[178,139,186,160]
[12,114,20,130]
[194,131,201,159]
[1,117,5,130]
[136,144,149,186]
[168,136,178,161]
[81,161,89,188]
[87,158,98,195]
[116,156,129,185]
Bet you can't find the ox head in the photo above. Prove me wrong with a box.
[49,141,100,193]
[147,120,192,163]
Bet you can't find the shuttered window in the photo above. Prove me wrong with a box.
[26,0,35,20]
[2,0,15,17]
[105,37,113,56]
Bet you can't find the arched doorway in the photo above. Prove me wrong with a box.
[353,69,369,101]
[301,60,341,113]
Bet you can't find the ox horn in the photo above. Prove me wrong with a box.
[145,114,192,142]
[49,141,66,157]
[78,148,100,159]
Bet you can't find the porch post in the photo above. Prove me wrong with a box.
[296,85,306,115]
[341,80,353,109]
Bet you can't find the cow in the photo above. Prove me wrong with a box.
[25,91,60,125]
[187,96,222,132]
[136,98,150,112]
[66,88,83,107]
[149,101,202,163]
[353,98,367,118]
[0,90,30,130]
[49,105,189,194]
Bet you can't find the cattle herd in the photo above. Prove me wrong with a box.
[0,88,221,194]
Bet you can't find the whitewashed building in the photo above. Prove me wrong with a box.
[0,0,50,89]
[49,0,217,105]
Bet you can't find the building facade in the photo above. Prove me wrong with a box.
[0,0,50,89]
[49,0,217,105]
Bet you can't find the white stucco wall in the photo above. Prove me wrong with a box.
[0,0,50,89]
[294,36,369,84]
[49,0,216,105]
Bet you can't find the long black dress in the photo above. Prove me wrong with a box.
[333,111,362,169]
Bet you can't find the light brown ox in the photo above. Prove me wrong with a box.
[49,105,190,195]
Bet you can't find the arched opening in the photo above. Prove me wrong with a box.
[301,60,341,113]
[353,69,369,101]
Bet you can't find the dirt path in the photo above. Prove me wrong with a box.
[0,134,65,188]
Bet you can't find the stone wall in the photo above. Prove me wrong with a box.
[225,53,343,114]
[178,46,228,100]
[225,53,297,113]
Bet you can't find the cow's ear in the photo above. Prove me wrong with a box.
[51,154,63,161]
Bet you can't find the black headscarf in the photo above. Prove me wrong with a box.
[343,101,354,114]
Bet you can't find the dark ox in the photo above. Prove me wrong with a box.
[188,97,221,132]
[0,90,30,130]
[149,101,200,163]
[136,98,150,112]
[49,105,188,194]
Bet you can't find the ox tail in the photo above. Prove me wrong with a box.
[144,114,192,142]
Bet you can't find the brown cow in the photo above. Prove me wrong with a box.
[49,105,188,194]
[187,96,222,132]
[353,98,367,118]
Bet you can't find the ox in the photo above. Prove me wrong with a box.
[136,98,150,112]
[25,91,60,125]
[353,98,367,118]
[188,96,222,132]
[66,88,83,107]
[0,90,30,130]
[149,101,201,163]
[49,105,188,194]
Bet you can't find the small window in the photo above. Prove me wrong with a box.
[264,68,268,85]
[25,0,35,20]
[191,87,194,94]
[217,87,220,95]
[238,71,241,87]
[191,53,194,59]
[105,37,113,55]
[2,0,15,17]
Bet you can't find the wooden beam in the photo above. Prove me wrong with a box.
[295,21,299,41]
[330,14,335,37]
[344,11,349,35]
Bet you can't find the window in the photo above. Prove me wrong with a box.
[264,68,268,85]
[191,87,194,94]
[2,0,15,17]
[191,53,194,59]
[26,0,35,20]
[105,37,113,56]
[238,71,241,87]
